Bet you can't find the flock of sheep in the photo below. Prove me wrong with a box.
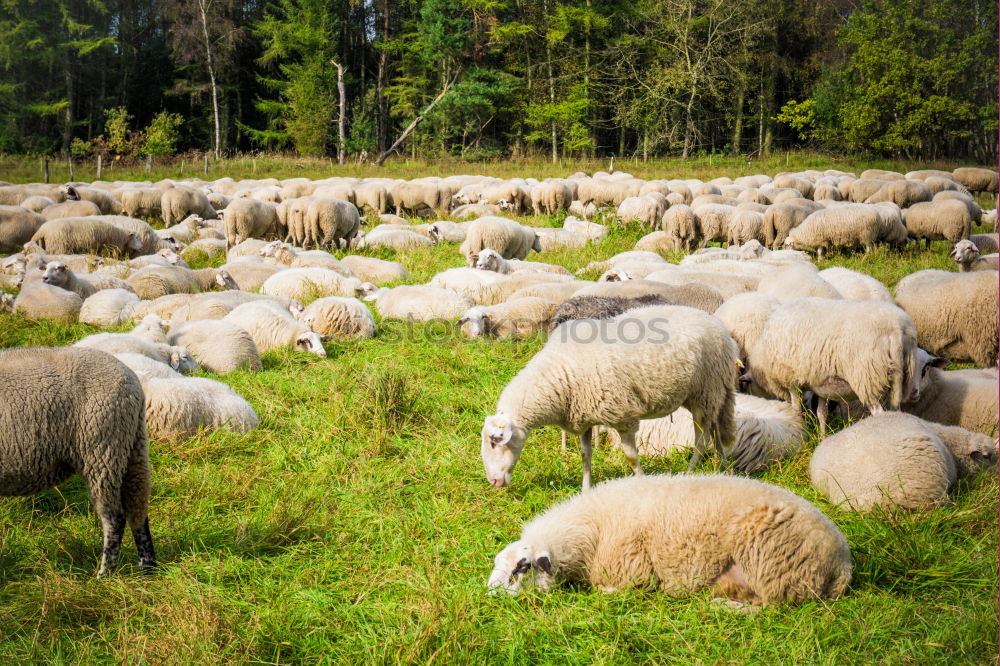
[0,164,997,606]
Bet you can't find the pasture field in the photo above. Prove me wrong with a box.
[0,156,997,664]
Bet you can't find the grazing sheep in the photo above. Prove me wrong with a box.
[756,264,842,302]
[864,179,932,208]
[606,394,804,473]
[784,204,887,257]
[260,267,362,301]
[79,288,141,327]
[358,283,474,321]
[223,301,327,357]
[306,197,360,249]
[903,351,999,436]
[661,204,698,251]
[950,240,1000,272]
[727,209,766,246]
[458,297,558,340]
[19,195,55,213]
[0,347,155,575]
[338,255,408,284]
[167,319,263,374]
[481,305,737,489]
[13,281,83,321]
[140,376,259,440]
[531,181,572,215]
[99,215,171,256]
[745,298,919,434]
[713,292,781,363]
[392,180,452,217]
[0,205,46,252]
[893,269,998,366]
[354,182,389,214]
[952,167,998,194]
[118,187,164,219]
[762,204,812,250]
[902,199,971,249]
[161,187,216,225]
[222,198,282,247]
[617,195,665,229]
[460,217,540,265]
[29,217,144,257]
[126,265,238,300]
[301,296,376,340]
[810,412,996,512]
[968,233,999,255]
[488,474,851,605]
[692,204,736,245]
[817,267,892,301]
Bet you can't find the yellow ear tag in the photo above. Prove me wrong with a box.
[496,421,506,429]
[735,359,745,369]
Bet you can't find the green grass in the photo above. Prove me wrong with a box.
[0,162,997,663]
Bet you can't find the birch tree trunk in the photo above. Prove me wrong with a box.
[333,60,346,165]
[198,0,222,159]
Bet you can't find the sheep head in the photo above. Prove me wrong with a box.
[40,261,69,287]
[295,331,327,358]
[0,293,14,312]
[487,539,554,596]
[457,306,490,338]
[474,248,503,273]
[168,346,200,374]
[356,282,379,301]
[480,412,528,488]
[215,270,239,291]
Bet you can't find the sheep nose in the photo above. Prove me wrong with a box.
[490,477,507,488]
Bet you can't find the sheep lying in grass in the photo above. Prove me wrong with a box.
[139,375,259,440]
[606,394,804,473]
[167,320,263,374]
[903,350,999,436]
[79,288,141,327]
[223,301,327,357]
[260,267,362,301]
[0,347,155,576]
[126,265,238,300]
[113,352,185,378]
[810,412,996,512]
[302,297,376,340]
[13,281,83,321]
[472,248,571,276]
[949,240,999,272]
[458,297,558,340]
[358,283,474,321]
[338,255,408,284]
[481,305,737,489]
[488,474,851,605]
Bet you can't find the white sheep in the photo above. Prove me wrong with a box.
[903,350,998,436]
[756,264,842,302]
[113,352,184,379]
[301,297,376,340]
[457,297,558,340]
[167,319,263,374]
[712,292,781,364]
[810,412,996,512]
[893,269,998,367]
[79,288,141,327]
[13,281,83,321]
[481,305,737,489]
[460,216,540,266]
[354,227,434,251]
[745,298,919,434]
[337,254,407,284]
[223,301,327,357]
[488,474,852,605]
[606,394,804,473]
[902,199,971,249]
[816,266,892,301]
[358,283,474,321]
[139,375,259,440]
[472,248,571,276]
[260,267,362,302]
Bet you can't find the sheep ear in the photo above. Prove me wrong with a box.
[534,554,553,575]
[169,353,181,370]
[929,357,949,369]
[57,264,67,272]
[457,316,469,326]
[470,253,479,264]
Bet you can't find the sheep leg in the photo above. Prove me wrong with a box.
[132,518,157,571]
[817,399,829,436]
[97,509,127,577]
[561,429,567,452]
[617,430,644,477]
[580,428,593,491]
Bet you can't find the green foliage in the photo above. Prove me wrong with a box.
[776,99,818,141]
[104,106,134,155]
[141,111,184,157]
[802,0,997,160]
[69,136,92,157]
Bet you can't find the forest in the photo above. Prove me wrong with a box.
[0,0,996,164]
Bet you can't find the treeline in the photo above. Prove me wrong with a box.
[0,0,995,163]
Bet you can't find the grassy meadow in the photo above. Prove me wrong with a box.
[0,155,997,663]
